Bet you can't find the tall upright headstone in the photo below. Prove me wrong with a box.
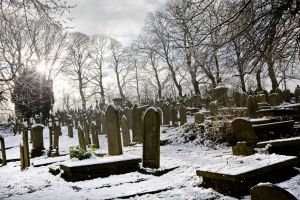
[21,124,29,168]
[269,93,280,106]
[294,85,300,103]
[179,106,187,126]
[77,125,86,151]
[31,124,45,157]
[234,92,241,107]
[121,116,131,147]
[247,95,258,118]
[0,134,7,166]
[171,106,178,127]
[90,121,100,148]
[143,107,160,169]
[162,103,170,126]
[105,105,123,156]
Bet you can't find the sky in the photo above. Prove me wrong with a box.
[67,0,166,44]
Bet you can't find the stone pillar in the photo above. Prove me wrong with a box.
[121,116,131,147]
[179,106,187,126]
[143,107,160,169]
[105,105,123,156]
[31,124,45,157]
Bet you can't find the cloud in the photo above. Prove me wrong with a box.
[68,0,166,44]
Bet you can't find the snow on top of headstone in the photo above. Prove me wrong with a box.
[32,124,45,128]
[22,121,28,127]
[91,121,96,126]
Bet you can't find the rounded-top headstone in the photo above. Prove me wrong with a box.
[250,183,297,200]
[231,117,258,146]
[247,95,258,118]
[269,93,280,106]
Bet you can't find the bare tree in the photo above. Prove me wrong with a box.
[63,32,91,110]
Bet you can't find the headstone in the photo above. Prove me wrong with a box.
[179,106,187,126]
[231,117,258,146]
[256,94,267,104]
[250,183,297,200]
[121,116,131,147]
[77,125,86,151]
[294,85,300,103]
[90,121,100,148]
[53,124,60,156]
[275,88,284,104]
[20,144,25,170]
[213,83,228,106]
[105,105,123,156]
[269,93,280,106]
[282,89,290,102]
[0,135,7,166]
[194,113,205,124]
[193,95,201,108]
[83,120,91,145]
[234,92,241,107]
[209,101,218,116]
[161,103,170,126]
[171,106,178,127]
[247,95,258,118]
[240,92,248,107]
[232,142,255,156]
[31,124,45,157]
[21,125,30,167]
[132,104,140,142]
[143,107,160,169]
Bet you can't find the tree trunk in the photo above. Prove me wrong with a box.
[99,68,105,104]
[256,68,263,91]
[135,64,140,102]
[115,68,125,99]
[78,73,86,111]
[266,59,278,90]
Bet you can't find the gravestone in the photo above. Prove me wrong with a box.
[171,106,178,127]
[250,183,297,200]
[194,113,205,124]
[256,93,267,104]
[234,92,241,107]
[48,119,53,148]
[193,95,202,108]
[83,120,91,145]
[132,104,139,142]
[77,125,86,151]
[213,83,228,106]
[0,135,7,166]
[162,103,170,126]
[282,89,290,102]
[157,107,163,125]
[67,119,74,138]
[232,142,255,156]
[137,105,149,142]
[121,116,131,147]
[31,124,45,157]
[91,121,100,148]
[179,106,187,126]
[21,125,30,167]
[20,144,25,170]
[105,105,123,156]
[185,98,192,107]
[209,101,218,116]
[231,118,258,146]
[240,92,248,107]
[247,95,258,118]
[143,107,160,169]
[269,93,280,106]
[294,85,300,103]
[53,123,61,156]
[275,88,284,104]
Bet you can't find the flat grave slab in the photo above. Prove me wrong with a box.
[60,154,141,181]
[196,154,298,196]
[257,136,300,157]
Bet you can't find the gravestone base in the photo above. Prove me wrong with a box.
[31,148,45,158]
[196,156,298,197]
[60,155,141,181]
[138,166,178,176]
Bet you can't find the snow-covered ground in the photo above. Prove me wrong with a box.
[0,119,300,200]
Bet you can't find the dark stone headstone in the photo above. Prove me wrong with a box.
[251,183,297,200]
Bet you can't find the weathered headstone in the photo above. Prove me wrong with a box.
[275,88,284,104]
[240,92,248,107]
[143,107,160,169]
[213,83,228,106]
[53,123,60,156]
[21,125,30,167]
[209,101,218,116]
[121,116,131,147]
[193,95,202,108]
[90,121,100,148]
[247,95,258,118]
[31,124,45,157]
[234,92,241,107]
[161,103,170,126]
[171,106,178,127]
[105,105,123,156]
[250,183,297,200]
[294,85,300,103]
[132,104,139,142]
[77,125,86,151]
[282,89,290,102]
[231,117,258,146]
[269,93,280,106]
[194,113,205,124]
[179,106,187,126]
[20,144,25,170]
[232,142,255,156]
[256,93,267,104]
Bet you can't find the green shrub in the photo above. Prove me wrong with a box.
[69,146,91,160]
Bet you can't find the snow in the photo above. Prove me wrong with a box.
[0,122,300,200]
